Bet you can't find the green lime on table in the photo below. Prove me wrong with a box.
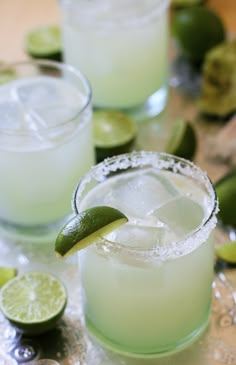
[172,6,226,62]
[215,170,236,228]
[215,241,236,264]
[55,206,128,258]
[93,110,137,162]
[165,119,197,160]
[25,25,62,61]
[0,272,67,335]
[0,267,17,287]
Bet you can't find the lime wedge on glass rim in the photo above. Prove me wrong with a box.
[25,25,62,61]
[165,119,197,160]
[215,241,236,264]
[55,206,128,258]
[0,267,17,287]
[0,272,67,335]
[93,110,137,162]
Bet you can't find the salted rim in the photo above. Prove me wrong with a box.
[0,59,92,136]
[73,151,218,261]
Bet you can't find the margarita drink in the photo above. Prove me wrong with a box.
[0,61,94,236]
[75,152,218,357]
[60,0,169,110]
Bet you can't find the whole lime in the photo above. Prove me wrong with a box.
[172,6,226,62]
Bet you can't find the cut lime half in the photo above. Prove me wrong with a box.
[0,272,67,335]
[215,241,236,264]
[215,170,236,228]
[25,25,62,61]
[0,267,17,287]
[93,110,137,162]
[165,119,197,160]
[55,206,128,258]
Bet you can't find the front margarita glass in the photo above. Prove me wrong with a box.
[73,151,218,358]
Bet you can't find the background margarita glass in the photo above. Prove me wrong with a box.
[0,60,94,240]
[59,0,170,119]
[73,151,218,358]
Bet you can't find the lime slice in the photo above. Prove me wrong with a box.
[25,25,62,61]
[215,170,236,228]
[215,241,236,264]
[172,7,226,62]
[93,110,137,162]
[0,267,17,287]
[165,119,197,160]
[0,272,67,335]
[55,206,128,258]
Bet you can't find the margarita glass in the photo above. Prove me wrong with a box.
[73,151,218,358]
[59,0,170,118]
[0,60,94,239]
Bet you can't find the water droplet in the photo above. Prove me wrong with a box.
[10,340,40,362]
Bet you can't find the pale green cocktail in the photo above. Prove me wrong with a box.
[0,61,94,238]
[73,152,218,357]
[59,0,169,114]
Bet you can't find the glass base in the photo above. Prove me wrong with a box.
[94,86,168,123]
[85,310,211,359]
[126,86,169,123]
[0,213,73,245]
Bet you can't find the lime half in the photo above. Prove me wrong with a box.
[215,241,236,264]
[0,267,17,287]
[93,110,137,162]
[25,25,62,61]
[55,206,128,258]
[0,272,67,335]
[165,119,197,160]
[215,170,236,228]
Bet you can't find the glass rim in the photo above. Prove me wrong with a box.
[60,0,170,28]
[0,59,92,136]
[73,151,218,260]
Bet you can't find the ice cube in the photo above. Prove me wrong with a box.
[152,195,205,239]
[14,76,83,128]
[109,171,179,219]
[107,223,166,249]
[0,101,22,130]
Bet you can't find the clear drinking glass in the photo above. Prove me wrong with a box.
[59,0,170,120]
[73,151,218,358]
[0,60,94,240]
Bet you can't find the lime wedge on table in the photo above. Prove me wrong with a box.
[93,110,137,162]
[215,241,236,264]
[215,170,236,228]
[0,267,17,287]
[165,119,197,160]
[25,25,62,61]
[0,272,67,335]
[55,206,128,258]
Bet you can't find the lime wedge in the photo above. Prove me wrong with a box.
[0,272,67,335]
[165,119,197,160]
[215,241,236,264]
[215,170,236,228]
[93,110,137,162]
[25,25,62,61]
[55,206,128,258]
[0,267,17,287]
